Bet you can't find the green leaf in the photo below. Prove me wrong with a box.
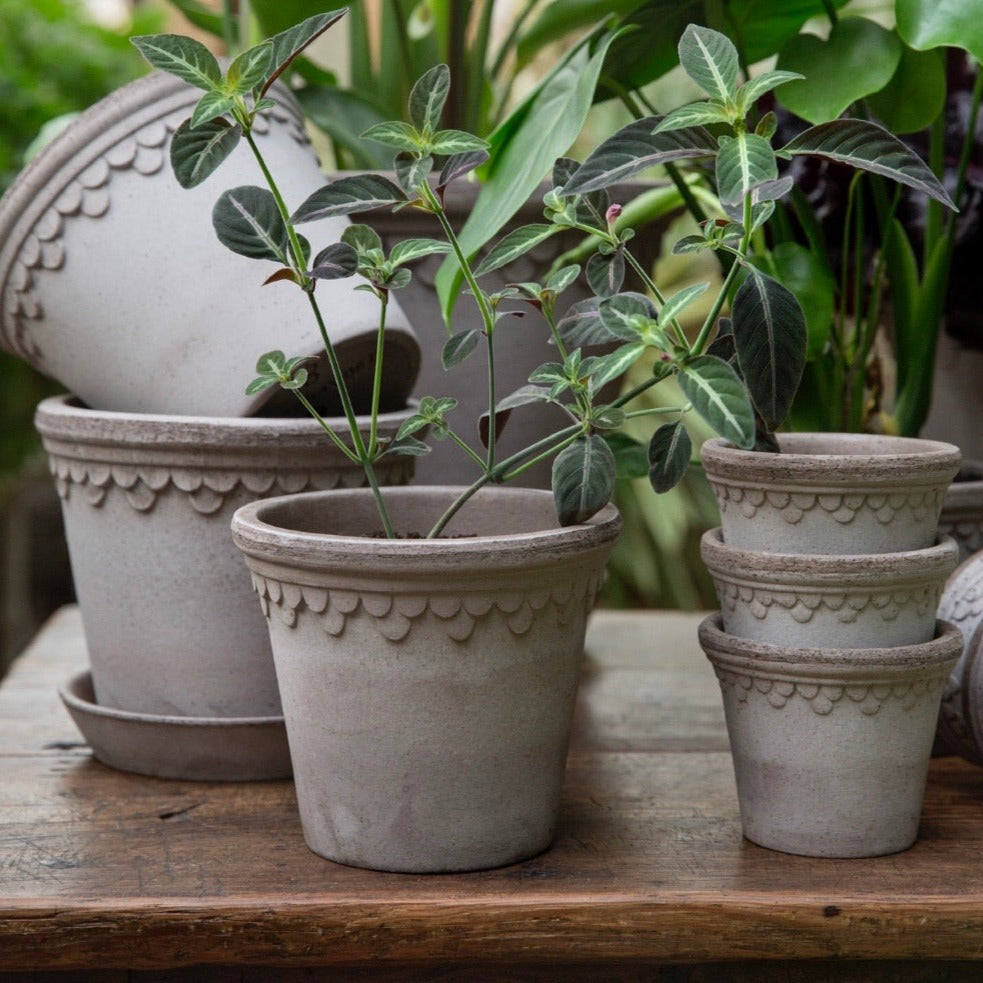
[479,384,552,448]
[212,186,288,262]
[658,282,709,327]
[564,117,718,194]
[867,44,947,134]
[361,121,422,151]
[227,42,274,95]
[473,224,558,277]
[262,9,348,96]
[189,90,237,129]
[310,242,358,280]
[897,0,983,63]
[731,268,807,431]
[648,421,692,494]
[603,432,649,480]
[390,238,452,266]
[777,19,902,125]
[676,355,755,448]
[245,375,279,396]
[654,101,732,133]
[131,34,222,91]
[394,152,433,196]
[582,342,646,390]
[586,251,625,298]
[383,267,413,290]
[396,413,431,440]
[429,129,489,155]
[438,150,490,190]
[552,435,616,526]
[779,119,956,209]
[382,435,431,457]
[441,329,482,369]
[547,265,581,294]
[678,24,740,103]
[409,63,450,133]
[737,70,804,111]
[556,298,618,347]
[291,175,407,223]
[599,292,657,342]
[341,224,383,256]
[169,118,242,189]
[715,132,778,207]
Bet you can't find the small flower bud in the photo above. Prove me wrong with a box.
[605,204,622,229]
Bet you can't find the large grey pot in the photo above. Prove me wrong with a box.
[701,527,958,649]
[938,461,983,562]
[231,486,621,872]
[701,434,960,555]
[35,395,415,720]
[698,614,961,858]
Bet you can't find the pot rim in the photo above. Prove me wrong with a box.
[700,527,959,588]
[701,433,961,488]
[698,612,962,677]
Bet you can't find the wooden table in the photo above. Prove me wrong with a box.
[2,607,983,982]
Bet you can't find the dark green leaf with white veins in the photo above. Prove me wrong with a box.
[390,238,452,266]
[556,298,618,348]
[394,151,432,195]
[716,132,777,207]
[552,435,616,526]
[361,121,421,151]
[582,343,646,391]
[678,24,739,103]
[563,117,718,194]
[291,175,407,223]
[340,223,382,256]
[655,102,732,134]
[131,34,221,91]
[170,118,242,189]
[190,90,237,129]
[586,250,625,298]
[599,292,657,342]
[438,150,489,190]
[648,421,692,494]
[429,129,489,155]
[227,42,273,95]
[676,355,756,448]
[474,224,557,277]
[212,185,288,261]
[409,64,450,133]
[658,282,709,328]
[262,9,347,96]
[441,329,481,369]
[779,120,955,209]
[731,268,806,431]
[310,242,358,280]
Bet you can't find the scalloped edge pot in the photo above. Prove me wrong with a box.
[231,485,621,872]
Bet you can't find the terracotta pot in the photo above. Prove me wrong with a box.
[35,394,415,721]
[701,434,960,555]
[231,486,621,872]
[701,527,957,648]
[0,73,419,417]
[698,614,961,858]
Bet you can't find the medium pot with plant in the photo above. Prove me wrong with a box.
[135,13,960,867]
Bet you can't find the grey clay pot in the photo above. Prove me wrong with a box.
[232,485,621,873]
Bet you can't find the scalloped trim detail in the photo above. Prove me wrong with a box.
[939,518,983,559]
[715,580,941,625]
[3,104,309,362]
[713,485,945,527]
[251,569,605,643]
[714,666,946,716]
[48,455,412,515]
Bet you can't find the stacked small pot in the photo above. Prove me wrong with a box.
[697,433,963,858]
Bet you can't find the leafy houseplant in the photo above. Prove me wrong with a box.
[133,14,953,871]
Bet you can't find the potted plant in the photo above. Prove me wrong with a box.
[134,14,958,867]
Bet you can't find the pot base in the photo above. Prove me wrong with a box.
[58,670,291,781]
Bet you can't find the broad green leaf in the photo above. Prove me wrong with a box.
[715,132,778,207]
[678,25,740,103]
[478,384,553,447]
[556,297,618,347]
[547,265,581,294]
[552,435,616,526]
[262,9,348,96]
[169,118,242,189]
[648,421,692,494]
[737,70,804,112]
[599,292,657,342]
[131,34,222,91]
[517,0,646,65]
[672,234,709,255]
[429,129,489,155]
[212,186,288,262]
[382,435,431,457]
[586,250,625,298]
[676,355,756,448]
[294,86,391,170]
[310,242,358,280]
[227,42,274,95]
[245,375,278,396]
[442,329,482,369]
[603,432,649,480]
[361,121,422,152]
[438,150,490,190]
[779,120,956,209]
[383,267,412,290]
[390,238,452,266]
[473,224,558,277]
[396,413,430,440]
[897,0,983,63]
[190,91,236,129]
[564,117,718,194]
[592,406,626,430]
[654,102,732,133]
[777,19,901,125]
[731,268,807,430]
[291,175,407,223]
[867,44,946,134]
[658,282,709,327]
[582,343,646,390]
[409,64,450,133]
[341,224,383,255]
[394,152,432,196]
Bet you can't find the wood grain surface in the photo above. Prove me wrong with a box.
[2,607,983,978]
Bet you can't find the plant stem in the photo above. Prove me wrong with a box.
[368,290,388,456]
[622,251,687,347]
[446,429,488,470]
[623,405,689,419]
[501,431,580,481]
[291,390,360,464]
[484,330,497,471]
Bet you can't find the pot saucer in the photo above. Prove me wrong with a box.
[58,670,291,781]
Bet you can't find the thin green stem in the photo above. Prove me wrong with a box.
[623,405,689,420]
[291,390,359,463]
[501,431,580,481]
[368,291,388,456]
[612,374,661,409]
[543,308,569,361]
[485,330,497,471]
[446,429,488,471]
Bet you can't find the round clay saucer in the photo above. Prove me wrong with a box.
[58,670,291,781]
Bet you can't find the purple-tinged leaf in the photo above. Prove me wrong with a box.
[648,421,692,493]
[262,9,347,97]
[310,242,358,280]
[438,149,490,190]
[170,117,242,189]
[291,175,407,223]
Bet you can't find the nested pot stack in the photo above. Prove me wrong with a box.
[698,434,962,858]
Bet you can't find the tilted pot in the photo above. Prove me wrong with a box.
[231,485,621,872]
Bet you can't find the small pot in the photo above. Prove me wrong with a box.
[938,460,983,562]
[0,72,418,417]
[701,528,958,649]
[698,614,961,858]
[701,434,960,555]
[231,485,621,872]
